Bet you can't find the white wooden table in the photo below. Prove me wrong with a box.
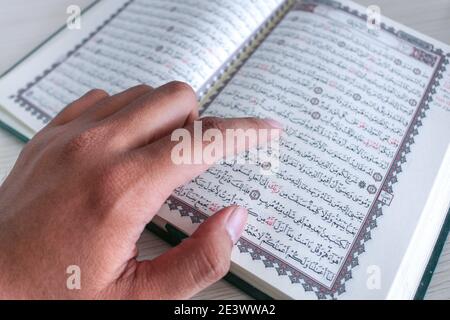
[0,0,449,299]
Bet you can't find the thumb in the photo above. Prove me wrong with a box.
[129,206,248,299]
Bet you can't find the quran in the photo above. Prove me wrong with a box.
[0,0,449,299]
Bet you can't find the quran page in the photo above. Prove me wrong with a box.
[157,0,450,299]
[0,0,287,134]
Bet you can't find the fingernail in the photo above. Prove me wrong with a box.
[226,206,248,244]
[263,118,284,129]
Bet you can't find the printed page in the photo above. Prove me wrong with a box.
[157,0,450,299]
[0,0,286,133]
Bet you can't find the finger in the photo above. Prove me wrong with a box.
[50,89,109,126]
[131,117,282,204]
[127,206,248,299]
[88,84,154,120]
[103,81,198,148]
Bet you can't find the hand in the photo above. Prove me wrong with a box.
[0,82,280,299]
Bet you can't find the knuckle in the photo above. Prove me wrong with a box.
[166,81,196,101]
[167,80,194,93]
[87,88,109,99]
[62,126,104,157]
[195,242,230,282]
[134,84,153,92]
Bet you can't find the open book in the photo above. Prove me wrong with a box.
[0,0,449,299]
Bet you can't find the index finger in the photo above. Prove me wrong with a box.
[130,116,283,204]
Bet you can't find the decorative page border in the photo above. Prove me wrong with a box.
[167,0,450,299]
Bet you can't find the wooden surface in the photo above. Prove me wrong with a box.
[0,0,449,299]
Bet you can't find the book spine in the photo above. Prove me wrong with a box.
[197,0,294,112]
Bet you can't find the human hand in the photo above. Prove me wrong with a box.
[0,82,280,299]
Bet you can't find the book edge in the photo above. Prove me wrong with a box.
[414,208,450,300]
